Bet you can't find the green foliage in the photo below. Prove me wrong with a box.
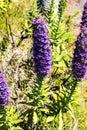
[58,0,67,21]
[19,1,78,129]
[0,0,8,14]
[37,0,44,13]
[23,0,38,37]
[0,106,21,130]
[20,76,51,129]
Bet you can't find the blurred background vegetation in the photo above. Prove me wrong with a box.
[0,0,87,130]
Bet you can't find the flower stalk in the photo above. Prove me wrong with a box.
[32,15,51,77]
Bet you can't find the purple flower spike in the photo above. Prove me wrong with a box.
[81,1,87,28]
[0,69,10,106]
[32,15,51,77]
[72,1,87,80]
[72,30,87,80]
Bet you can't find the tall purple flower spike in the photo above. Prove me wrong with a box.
[32,15,51,77]
[72,1,87,80]
[81,1,87,28]
[0,69,10,106]
[72,29,87,80]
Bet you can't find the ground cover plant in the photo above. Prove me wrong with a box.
[0,0,87,130]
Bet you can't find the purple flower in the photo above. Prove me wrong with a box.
[0,69,10,106]
[72,30,87,80]
[72,1,87,80]
[81,1,87,28]
[32,15,51,77]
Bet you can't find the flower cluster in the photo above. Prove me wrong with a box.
[81,1,87,28]
[72,1,87,80]
[72,31,87,80]
[0,69,10,106]
[32,15,51,77]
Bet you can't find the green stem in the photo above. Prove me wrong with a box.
[36,75,43,88]
[80,81,84,111]
[0,106,7,129]
[59,110,63,130]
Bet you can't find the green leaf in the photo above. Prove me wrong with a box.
[39,108,49,113]
[20,101,35,107]
[52,93,57,101]
[46,116,55,123]
[33,111,38,124]
[20,109,33,117]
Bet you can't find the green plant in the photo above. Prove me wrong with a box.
[19,0,78,129]
[20,76,51,129]
[0,106,21,130]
